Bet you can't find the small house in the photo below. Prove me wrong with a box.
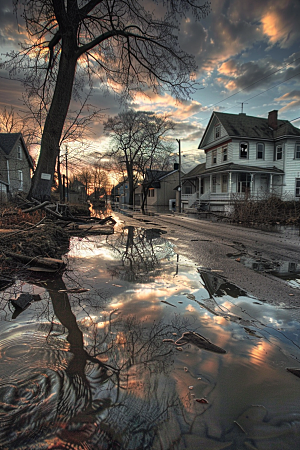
[0,133,34,201]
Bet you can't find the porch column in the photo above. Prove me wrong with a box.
[210,174,212,193]
[250,173,254,196]
[270,174,273,194]
[228,172,232,193]
[198,176,201,198]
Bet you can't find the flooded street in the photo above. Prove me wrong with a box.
[1,216,300,449]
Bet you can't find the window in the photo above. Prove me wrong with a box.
[17,146,22,160]
[212,176,217,193]
[222,146,228,162]
[215,124,220,139]
[240,142,248,159]
[200,178,204,195]
[221,174,228,193]
[288,262,297,273]
[296,179,300,198]
[276,145,283,160]
[148,188,154,197]
[257,143,264,160]
[295,143,300,159]
[212,150,217,164]
[18,170,23,190]
[184,185,192,195]
[238,173,251,193]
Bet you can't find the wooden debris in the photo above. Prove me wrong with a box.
[65,223,114,235]
[6,252,65,270]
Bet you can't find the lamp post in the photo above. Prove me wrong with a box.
[176,139,181,213]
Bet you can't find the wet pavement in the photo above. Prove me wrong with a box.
[0,214,300,449]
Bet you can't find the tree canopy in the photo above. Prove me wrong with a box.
[3,0,210,200]
[104,110,175,205]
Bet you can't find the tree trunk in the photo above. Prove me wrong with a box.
[127,164,134,206]
[28,42,78,201]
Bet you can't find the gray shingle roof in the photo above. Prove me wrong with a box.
[215,112,297,139]
[182,163,206,180]
[0,133,21,155]
[0,133,34,169]
[183,162,284,179]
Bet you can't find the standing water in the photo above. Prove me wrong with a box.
[0,220,300,449]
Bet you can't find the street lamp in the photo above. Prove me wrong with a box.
[176,139,181,213]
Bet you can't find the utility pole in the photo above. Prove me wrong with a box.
[176,139,181,213]
[238,102,248,113]
[65,145,68,202]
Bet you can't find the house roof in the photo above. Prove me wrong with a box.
[182,163,206,180]
[199,112,300,149]
[0,133,34,169]
[183,162,284,178]
[143,168,179,188]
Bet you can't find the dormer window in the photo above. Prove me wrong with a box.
[240,142,248,159]
[17,146,22,160]
[215,124,220,139]
[295,143,300,159]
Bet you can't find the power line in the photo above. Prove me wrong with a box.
[205,55,300,111]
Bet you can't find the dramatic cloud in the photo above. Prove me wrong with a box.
[277,90,300,113]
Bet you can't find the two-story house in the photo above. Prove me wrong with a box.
[182,110,300,212]
[0,133,34,201]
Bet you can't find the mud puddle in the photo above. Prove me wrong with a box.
[0,226,300,449]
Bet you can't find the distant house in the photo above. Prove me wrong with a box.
[68,178,87,203]
[182,110,300,212]
[136,167,183,211]
[0,133,34,201]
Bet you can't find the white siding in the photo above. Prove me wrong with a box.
[283,139,300,198]
[202,116,227,147]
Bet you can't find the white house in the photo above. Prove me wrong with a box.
[181,110,300,212]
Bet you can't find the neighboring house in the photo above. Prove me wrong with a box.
[182,110,300,212]
[68,179,87,203]
[112,179,130,206]
[136,167,182,211]
[0,133,34,201]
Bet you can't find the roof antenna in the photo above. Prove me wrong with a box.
[238,102,248,113]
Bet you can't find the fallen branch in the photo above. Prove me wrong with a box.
[5,251,65,270]
[22,201,51,213]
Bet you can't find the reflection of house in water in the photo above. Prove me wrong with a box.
[239,256,300,277]
[199,270,247,298]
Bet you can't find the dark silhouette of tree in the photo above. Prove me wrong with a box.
[3,0,210,201]
[104,110,175,206]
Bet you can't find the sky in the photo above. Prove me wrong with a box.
[0,0,300,172]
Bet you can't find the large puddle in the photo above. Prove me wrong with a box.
[1,223,300,449]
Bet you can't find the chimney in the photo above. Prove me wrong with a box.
[268,110,278,130]
[174,162,179,170]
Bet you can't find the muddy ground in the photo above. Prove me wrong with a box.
[114,210,300,309]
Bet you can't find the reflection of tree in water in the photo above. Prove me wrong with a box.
[107,226,174,282]
[0,276,190,449]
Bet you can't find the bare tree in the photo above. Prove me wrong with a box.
[104,110,175,206]
[2,0,210,201]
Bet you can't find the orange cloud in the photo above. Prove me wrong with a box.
[261,11,287,45]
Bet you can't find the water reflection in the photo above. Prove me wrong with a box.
[0,226,300,449]
[227,253,300,289]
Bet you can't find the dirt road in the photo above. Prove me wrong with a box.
[115,211,300,307]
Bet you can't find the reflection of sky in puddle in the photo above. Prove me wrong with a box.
[1,227,300,449]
